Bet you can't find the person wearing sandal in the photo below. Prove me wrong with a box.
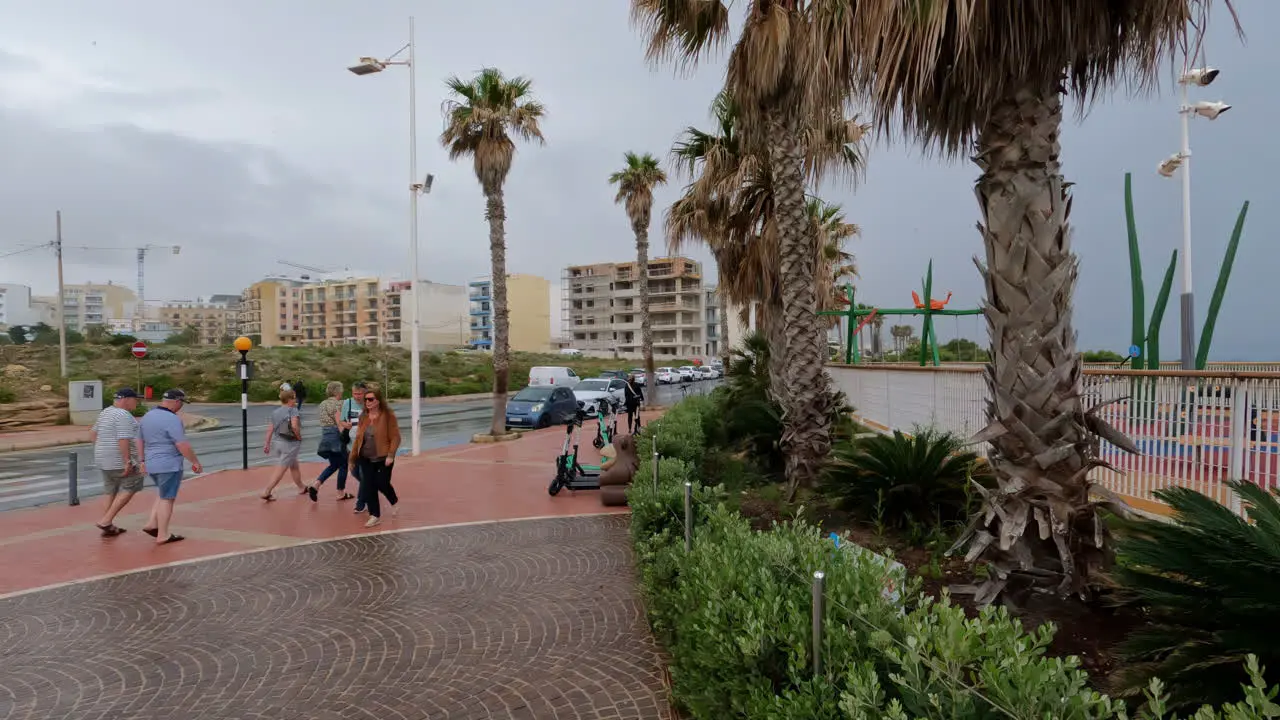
[307,381,353,502]
[89,387,145,537]
[348,387,401,528]
[261,388,306,501]
[138,389,202,545]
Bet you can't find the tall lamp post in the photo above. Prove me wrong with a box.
[348,16,428,455]
[234,336,253,470]
[1156,66,1231,369]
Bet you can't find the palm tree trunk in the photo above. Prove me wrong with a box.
[759,300,788,411]
[719,286,732,369]
[485,187,511,436]
[637,228,656,407]
[766,108,832,495]
[960,83,1119,603]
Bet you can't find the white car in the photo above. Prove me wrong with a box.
[677,366,698,382]
[655,367,677,384]
[572,377,627,415]
[630,367,647,386]
[697,366,719,380]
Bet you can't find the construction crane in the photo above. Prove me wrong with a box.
[62,243,181,307]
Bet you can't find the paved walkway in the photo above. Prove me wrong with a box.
[0,418,671,719]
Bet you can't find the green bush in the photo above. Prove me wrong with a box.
[0,385,15,403]
[628,397,1280,718]
[822,427,986,534]
[1110,480,1280,709]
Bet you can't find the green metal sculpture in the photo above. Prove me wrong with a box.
[820,260,982,366]
[1124,172,1249,370]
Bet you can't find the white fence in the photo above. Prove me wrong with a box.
[829,364,1280,516]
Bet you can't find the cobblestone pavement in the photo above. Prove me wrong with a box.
[0,515,672,720]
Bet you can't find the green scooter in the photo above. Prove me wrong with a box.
[548,410,602,496]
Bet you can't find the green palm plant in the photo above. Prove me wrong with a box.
[666,90,866,490]
[823,428,984,532]
[820,0,1241,602]
[608,152,668,404]
[440,68,546,435]
[632,0,866,492]
[807,198,859,329]
[1110,480,1280,709]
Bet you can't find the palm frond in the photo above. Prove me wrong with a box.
[439,67,546,190]
[630,0,732,71]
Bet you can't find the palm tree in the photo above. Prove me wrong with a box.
[666,90,865,493]
[440,68,546,436]
[807,198,859,330]
[824,1,1239,601]
[608,152,668,404]
[632,0,861,490]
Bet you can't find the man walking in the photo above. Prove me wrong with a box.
[89,387,144,537]
[139,388,203,545]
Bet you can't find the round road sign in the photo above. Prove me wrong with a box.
[131,341,149,359]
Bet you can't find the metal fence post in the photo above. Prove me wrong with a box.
[68,452,79,506]
[683,481,693,552]
[812,571,826,676]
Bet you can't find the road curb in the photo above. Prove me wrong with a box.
[0,414,218,453]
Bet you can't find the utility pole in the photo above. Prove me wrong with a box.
[55,211,67,377]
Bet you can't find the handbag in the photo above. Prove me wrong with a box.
[274,413,300,442]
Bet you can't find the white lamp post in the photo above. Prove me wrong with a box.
[1158,65,1230,370]
[349,17,427,455]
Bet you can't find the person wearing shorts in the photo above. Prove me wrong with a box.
[261,388,305,501]
[89,387,144,537]
[138,389,203,545]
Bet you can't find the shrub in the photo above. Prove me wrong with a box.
[822,427,986,534]
[1110,480,1280,709]
[0,385,15,403]
[628,399,1280,718]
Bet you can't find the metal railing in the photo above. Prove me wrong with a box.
[829,364,1280,516]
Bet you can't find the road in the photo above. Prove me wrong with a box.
[0,380,719,513]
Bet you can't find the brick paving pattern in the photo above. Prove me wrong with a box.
[0,515,672,720]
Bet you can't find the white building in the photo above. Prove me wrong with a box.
[0,284,38,328]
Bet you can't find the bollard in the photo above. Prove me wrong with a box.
[651,437,660,494]
[683,481,693,552]
[68,452,79,506]
[812,571,826,675]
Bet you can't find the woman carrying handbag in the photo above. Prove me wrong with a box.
[348,386,402,528]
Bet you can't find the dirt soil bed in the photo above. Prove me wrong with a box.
[736,488,1146,692]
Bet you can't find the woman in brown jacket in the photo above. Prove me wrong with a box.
[348,387,402,527]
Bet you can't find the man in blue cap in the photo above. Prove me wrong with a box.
[138,388,203,545]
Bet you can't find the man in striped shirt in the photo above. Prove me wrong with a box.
[89,387,144,537]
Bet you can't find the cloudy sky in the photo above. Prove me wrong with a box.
[0,1,1275,359]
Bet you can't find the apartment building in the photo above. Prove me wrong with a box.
[60,282,137,332]
[703,286,749,358]
[561,256,706,359]
[0,284,37,328]
[298,275,383,347]
[468,274,552,352]
[382,280,469,349]
[238,277,304,347]
[159,297,240,345]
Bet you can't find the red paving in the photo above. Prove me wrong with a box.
[0,420,644,597]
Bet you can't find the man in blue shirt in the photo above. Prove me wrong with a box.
[139,389,203,545]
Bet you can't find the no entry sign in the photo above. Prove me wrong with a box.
[131,341,148,359]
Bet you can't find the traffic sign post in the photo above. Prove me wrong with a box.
[132,341,148,393]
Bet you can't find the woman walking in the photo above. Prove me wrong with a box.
[261,388,306,501]
[348,387,401,528]
[307,381,353,501]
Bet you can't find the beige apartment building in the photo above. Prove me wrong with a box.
[238,277,304,346]
[382,280,470,349]
[58,282,137,332]
[468,274,551,352]
[562,256,706,359]
[159,297,240,345]
[297,276,383,347]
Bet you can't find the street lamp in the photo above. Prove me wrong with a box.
[234,336,253,470]
[348,17,425,456]
[1157,65,1230,370]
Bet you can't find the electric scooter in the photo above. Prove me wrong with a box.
[592,397,622,450]
[548,409,602,496]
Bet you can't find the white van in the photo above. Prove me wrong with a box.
[558,348,583,357]
[529,366,580,388]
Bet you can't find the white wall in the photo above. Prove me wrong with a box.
[409,281,470,350]
[0,284,38,327]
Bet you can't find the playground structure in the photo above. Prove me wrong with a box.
[821,260,981,366]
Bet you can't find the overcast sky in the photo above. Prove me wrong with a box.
[0,1,1274,359]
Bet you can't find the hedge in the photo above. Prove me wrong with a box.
[627,397,1280,719]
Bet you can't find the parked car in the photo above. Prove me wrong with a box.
[572,377,627,415]
[528,366,580,388]
[655,367,677,384]
[598,370,628,380]
[559,348,583,357]
[677,366,698,382]
[697,366,718,380]
[505,385,578,430]
[630,368,647,385]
